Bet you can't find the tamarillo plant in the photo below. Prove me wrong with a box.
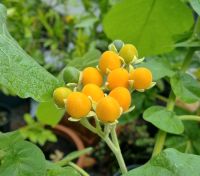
[0,0,200,176]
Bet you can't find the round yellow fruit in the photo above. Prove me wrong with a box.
[53,87,72,108]
[107,68,129,90]
[99,51,121,74]
[82,84,104,102]
[66,92,91,119]
[96,96,121,123]
[129,67,152,89]
[109,87,131,111]
[119,44,138,64]
[82,67,103,86]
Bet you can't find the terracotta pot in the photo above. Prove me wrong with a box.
[60,115,100,146]
[53,124,85,167]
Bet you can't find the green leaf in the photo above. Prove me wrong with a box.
[143,106,184,134]
[0,131,23,148]
[124,148,200,176]
[138,57,175,80]
[166,121,200,155]
[0,4,61,101]
[170,72,200,103]
[103,0,194,56]
[190,0,200,16]
[0,132,46,176]
[36,100,65,126]
[67,49,101,70]
[24,113,35,124]
[46,162,80,176]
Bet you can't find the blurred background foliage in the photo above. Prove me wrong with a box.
[0,1,200,174]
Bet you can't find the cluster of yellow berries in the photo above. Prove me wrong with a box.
[53,40,154,123]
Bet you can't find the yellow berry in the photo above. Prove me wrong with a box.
[82,84,104,102]
[66,92,91,119]
[109,87,131,111]
[53,87,72,108]
[82,67,103,86]
[129,67,152,89]
[96,96,121,123]
[119,44,138,64]
[107,68,129,90]
[99,51,121,74]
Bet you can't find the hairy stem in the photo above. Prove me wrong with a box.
[68,162,89,176]
[178,115,200,121]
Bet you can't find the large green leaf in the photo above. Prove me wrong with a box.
[170,72,200,103]
[0,4,61,101]
[143,106,184,134]
[103,0,194,56]
[138,57,175,80]
[36,100,65,126]
[190,0,200,16]
[0,131,46,176]
[124,148,200,176]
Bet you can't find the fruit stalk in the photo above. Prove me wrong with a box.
[80,119,127,174]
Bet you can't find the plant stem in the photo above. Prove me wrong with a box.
[181,48,196,72]
[104,136,127,174]
[113,148,128,174]
[80,118,127,174]
[80,118,104,137]
[110,125,127,174]
[152,91,176,157]
[152,39,198,156]
[192,16,200,39]
[111,124,120,148]
[68,162,89,176]
[152,130,166,157]
[0,150,5,160]
[178,115,200,121]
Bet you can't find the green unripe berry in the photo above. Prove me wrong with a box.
[119,44,138,64]
[63,66,80,84]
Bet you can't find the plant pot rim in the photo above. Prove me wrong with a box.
[53,124,86,168]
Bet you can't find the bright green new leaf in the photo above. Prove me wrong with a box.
[124,148,200,176]
[36,100,65,126]
[103,0,194,56]
[170,72,200,103]
[138,57,175,80]
[67,49,101,70]
[0,4,61,102]
[143,106,184,134]
[0,132,46,176]
[190,0,200,16]
[59,147,93,164]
